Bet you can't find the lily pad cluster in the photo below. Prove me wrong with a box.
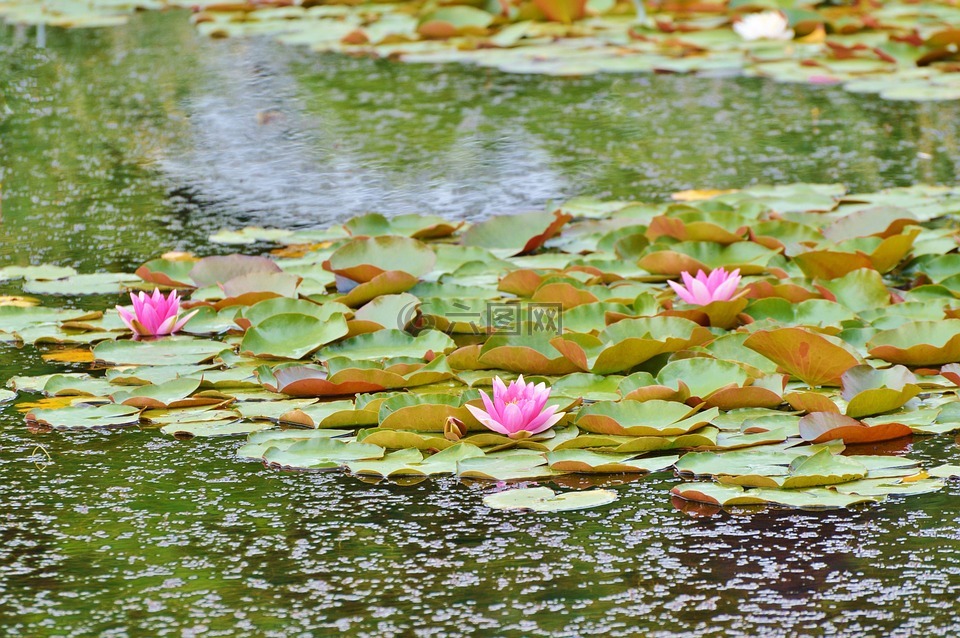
[5,182,960,512]
[3,1,960,101]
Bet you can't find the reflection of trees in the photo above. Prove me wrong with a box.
[0,12,201,272]
[291,57,960,203]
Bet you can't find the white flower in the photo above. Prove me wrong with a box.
[733,11,794,41]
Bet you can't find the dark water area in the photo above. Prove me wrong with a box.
[0,10,959,638]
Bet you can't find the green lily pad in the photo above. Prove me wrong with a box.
[241,313,348,359]
[93,338,231,366]
[22,272,141,295]
[43,374,115,397]
[483,487,618,512]
[237,429,353,460]
[840,364,920,418]
[189,255,281,288]
[357,428,455,451]
[551,316,712,374]
[325,236,436,282]
[671,481,880,509]
[0,264,77,281]
[832,477,945,497]
[344,213,463,239]
[263,437,385,471]
[457,450,562,481]
[716,449,868,489]
[547,450,679,474]
[348,443,485,477]
[461,211,572,257]
[239,297,350,328]
[928,464,960,479]
[319,329,455,361]
[548,373,623,402]
[161,419,267,439]
[25,403,141,430]
[576,400,718,436]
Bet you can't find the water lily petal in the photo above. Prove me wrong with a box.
[466,403,510,435]
[171,309,200,333]
[116,306,137,332]
[500,402,526,433]
[668,279,697,305]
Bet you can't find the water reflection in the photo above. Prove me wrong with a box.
[1,11,959,271]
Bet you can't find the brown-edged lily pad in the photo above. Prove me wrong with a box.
[671,481,880,509]
[110,378,226,410]
[259,364,387,397]
[868,320,960,366]
[798,411,912,444]
[546,450,679,474]
[324,236,436,283]
[551,316,712,375]
[575,400,718,436]
[319,329,456,361]
[744,327,861,387]
[461,210,572,257]
[477,332,580,375]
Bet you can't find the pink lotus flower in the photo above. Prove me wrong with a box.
[466,375,565,439]
[668,268,742,306]
[116,289,198,337]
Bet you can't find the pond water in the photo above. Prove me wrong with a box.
[1,10,960,637]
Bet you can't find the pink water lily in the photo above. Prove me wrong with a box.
[466,375,565,439]
[668,268,742,306]
[116,289,198,337]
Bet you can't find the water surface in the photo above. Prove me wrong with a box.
[1,11,960,637]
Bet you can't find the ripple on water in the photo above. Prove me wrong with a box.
[1,405,959,636]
